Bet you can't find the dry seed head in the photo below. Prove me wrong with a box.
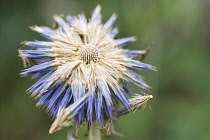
[78,44,99,64]
[20,5,156,135]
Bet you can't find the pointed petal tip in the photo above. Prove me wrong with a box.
[24,41,30,46]
[91,5,102,22]
[53,14,65,21]
[112,13,118,18]
[29,25,40,31]
[130,36,137,42]
[116,36,136,47]
[53,15,60,20]
[149,95,153,99]
[49,120,58,134]
[93,5,101,15]
[29,25,34,30]
[151,66,157,71]
[49,121,62,134]
[30,26,47,34]
[96,5,101,10]
[49,127,55,134]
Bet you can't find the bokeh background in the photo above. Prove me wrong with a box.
[1,0,210,140]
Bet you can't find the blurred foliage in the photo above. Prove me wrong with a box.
[0,0,210,140]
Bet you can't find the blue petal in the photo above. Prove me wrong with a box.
[115,108,128,117]
[72,84,86,101]
[102,97,113,119]
[66,16,75,25]
[37,87,56,106]
[26,41,52,48]
[38,79,60,95]
[50,92,66,116]
[21,49,54,60]
[86,88,95,124]
[31,73,59,96]
[87,96,94,124]
[66,93,91,125]
[29,71,53,92]
[110,28,118,37]
[22,61,56,76]
[47,82,68,112]
[59,86,73,109]
[33,80,54,96]
[68,93,92,126]
[96,80,112,105]
[68,93,90,115]
[126,60,155,70]
[31,26,56,40]
[91,5,101,23]
[125,50,143,57]
[22,54,54,60]
[34,79,60,98]
[72,84,86,124]
[122,83,133,95]
[111,86,130,110]
[32,71,48,79]
[54,15,71,29]
[125,70,149,89]
[95,92,104,123]
[21,49,53,54]
[116,37,136,47]
[79,14,87,24]
[104,14,117,28]
[111,95,119,108]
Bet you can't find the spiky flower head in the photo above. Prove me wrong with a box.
[19,5,155,137]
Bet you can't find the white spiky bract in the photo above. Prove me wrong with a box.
[48,8,134,87]
[129,94,153,112]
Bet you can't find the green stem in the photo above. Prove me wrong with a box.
[89,121,101,140]
[68,127,76,140]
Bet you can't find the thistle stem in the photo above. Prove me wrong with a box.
[89,121,101,140]
[68,127,76,140]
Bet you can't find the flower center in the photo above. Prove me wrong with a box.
[78,44,99,64]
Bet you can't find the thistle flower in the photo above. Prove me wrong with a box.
[19,5,155,138]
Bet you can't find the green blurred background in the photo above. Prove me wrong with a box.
[0,0,210,140]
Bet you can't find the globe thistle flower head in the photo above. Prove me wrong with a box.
[19,5,155,136]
